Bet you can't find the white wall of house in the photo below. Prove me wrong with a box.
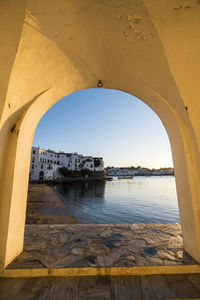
[29,147,104,180]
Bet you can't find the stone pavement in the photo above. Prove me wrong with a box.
[7,223,197,269]
[1,274,200,299]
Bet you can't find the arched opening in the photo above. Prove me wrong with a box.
[5,88,199,271]
[27,89,178,225]
[1,84,200,272]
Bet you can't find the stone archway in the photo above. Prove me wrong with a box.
[1,84,199,269]
[1,1,200,269]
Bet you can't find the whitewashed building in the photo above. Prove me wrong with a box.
[29,147,104,181]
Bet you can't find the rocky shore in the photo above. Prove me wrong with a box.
[26,184,79,224]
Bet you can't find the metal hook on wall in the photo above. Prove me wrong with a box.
[97,80,103,88]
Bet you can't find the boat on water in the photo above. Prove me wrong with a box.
[105,177,113,181]
[118,176,133,179]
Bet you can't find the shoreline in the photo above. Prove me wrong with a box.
[29,174,174,185]
[29,177,107,185]
[26,184,80,225]
[26,176,176,225]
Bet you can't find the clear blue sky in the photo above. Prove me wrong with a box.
[33,89,173,168]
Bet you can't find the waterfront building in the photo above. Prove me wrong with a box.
[29,146,104,181]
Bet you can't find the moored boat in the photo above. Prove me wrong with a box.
[118,176,133,179]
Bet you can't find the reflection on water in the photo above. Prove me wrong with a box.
[54,176,180,224]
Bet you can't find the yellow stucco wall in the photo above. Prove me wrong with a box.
[0,0,200,268]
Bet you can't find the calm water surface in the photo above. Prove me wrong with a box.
[54,176,180,224]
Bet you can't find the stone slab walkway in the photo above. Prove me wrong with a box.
[1,274,200,299]
[7,223,198,269]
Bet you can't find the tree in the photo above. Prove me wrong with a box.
[80,168,91,176]
[59,167,70,177]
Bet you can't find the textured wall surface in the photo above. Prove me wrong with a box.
[0,0,200,269]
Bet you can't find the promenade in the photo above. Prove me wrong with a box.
[6,223,197,270]
[1,223,200,299]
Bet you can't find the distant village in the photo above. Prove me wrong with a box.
[30,146,174,181]
[105,166,174,177]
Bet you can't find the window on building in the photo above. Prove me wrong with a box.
[75,164,77,167]
[51,160,53,163]
[50,154,52,157]
[40,158,42,162]
[32,157,35,163]
[75,159,77,162]
[58,155,60,158]
[41,164,43,169]
[48,160,49,163]
[79,159,80,162]
[91,164,93,168]
[57,161,59,165]
[32,164,34,169]
[33,150,35,154]
[68,164,70,167]
[54,161,56,164]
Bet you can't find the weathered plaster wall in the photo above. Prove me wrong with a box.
[0,0,200,268]
[145,0,200,144]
